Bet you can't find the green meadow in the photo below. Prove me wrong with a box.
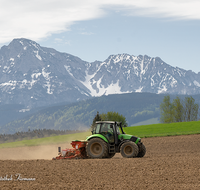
[0,131,91,149]
[0,121,200,148]
[124,120,200,138]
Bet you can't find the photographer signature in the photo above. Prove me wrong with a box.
[0,173,35,181]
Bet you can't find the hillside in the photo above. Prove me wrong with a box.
[0,92,160,134]
[2,92,200,134]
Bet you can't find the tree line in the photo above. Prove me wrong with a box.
[160,95,199,123]
[0,129,83,144]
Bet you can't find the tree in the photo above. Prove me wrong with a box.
[100,111,128,127]
[90,111,102,130]
[160,95,199,123]
[160,95,174,123]
[172,96,184,122]
[183,96,199,122]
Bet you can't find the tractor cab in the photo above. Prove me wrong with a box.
[92,122,115,143]
[91,121,127,145]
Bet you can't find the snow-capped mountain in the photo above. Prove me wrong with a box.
[85,54,200,96]
[0,38,91,108]
[0,38,200,108]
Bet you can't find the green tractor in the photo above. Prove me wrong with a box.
[86,121,146,158]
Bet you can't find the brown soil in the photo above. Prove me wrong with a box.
[0,134,200,189]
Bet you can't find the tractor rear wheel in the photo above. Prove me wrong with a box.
[137,143,146,157]
[86,138,108,158]
[120,141,139,158]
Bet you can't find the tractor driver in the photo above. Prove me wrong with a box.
[101,124,108,134]
[101,124,114,142]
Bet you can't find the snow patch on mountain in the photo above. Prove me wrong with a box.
[81,71,96,96]
[19,40,24,46]
[170,77,177,87]
[0,80,17,90]
[81,69,131,96]
[44,81,53,94]
[158,85,167,94]
[193,80,200,87]
[135,86,143,92]
[42,68,51,80]
[32,73,41,79]
[64,65,74,77]
[34,51,42,61]
[103,80,123,95]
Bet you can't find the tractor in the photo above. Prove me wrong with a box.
[86,121,146,158]
[52,121,146,160]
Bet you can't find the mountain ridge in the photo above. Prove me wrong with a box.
[0,38,200,110]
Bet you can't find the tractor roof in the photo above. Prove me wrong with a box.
[95,121,120,124]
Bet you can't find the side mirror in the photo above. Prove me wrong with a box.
[110,124,113,128]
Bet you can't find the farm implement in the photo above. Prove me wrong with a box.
[52,140,88,160]
[52,121,146,160]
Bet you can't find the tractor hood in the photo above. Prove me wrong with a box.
[118,134,141,144]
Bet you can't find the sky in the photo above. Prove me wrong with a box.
[0,0,200,73]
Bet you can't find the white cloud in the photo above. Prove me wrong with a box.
[0,0,200,44]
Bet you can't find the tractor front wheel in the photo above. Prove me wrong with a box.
[86,138,108,159]
[120,141,139,158]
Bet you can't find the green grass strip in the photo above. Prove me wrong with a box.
[0,131,91,149]
[124,120,200,138]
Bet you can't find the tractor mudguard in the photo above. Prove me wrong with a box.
[118,140,129,151]
[86,134,109,143]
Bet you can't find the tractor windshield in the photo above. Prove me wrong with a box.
[116,126,120,134]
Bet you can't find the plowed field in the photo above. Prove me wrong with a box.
[0,134,200,190]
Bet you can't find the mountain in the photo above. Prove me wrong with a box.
[87,54,200,95]
[1,38,200,134]
[1,38,200,110]
[0,38,91,108]
[0,38,200,109]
